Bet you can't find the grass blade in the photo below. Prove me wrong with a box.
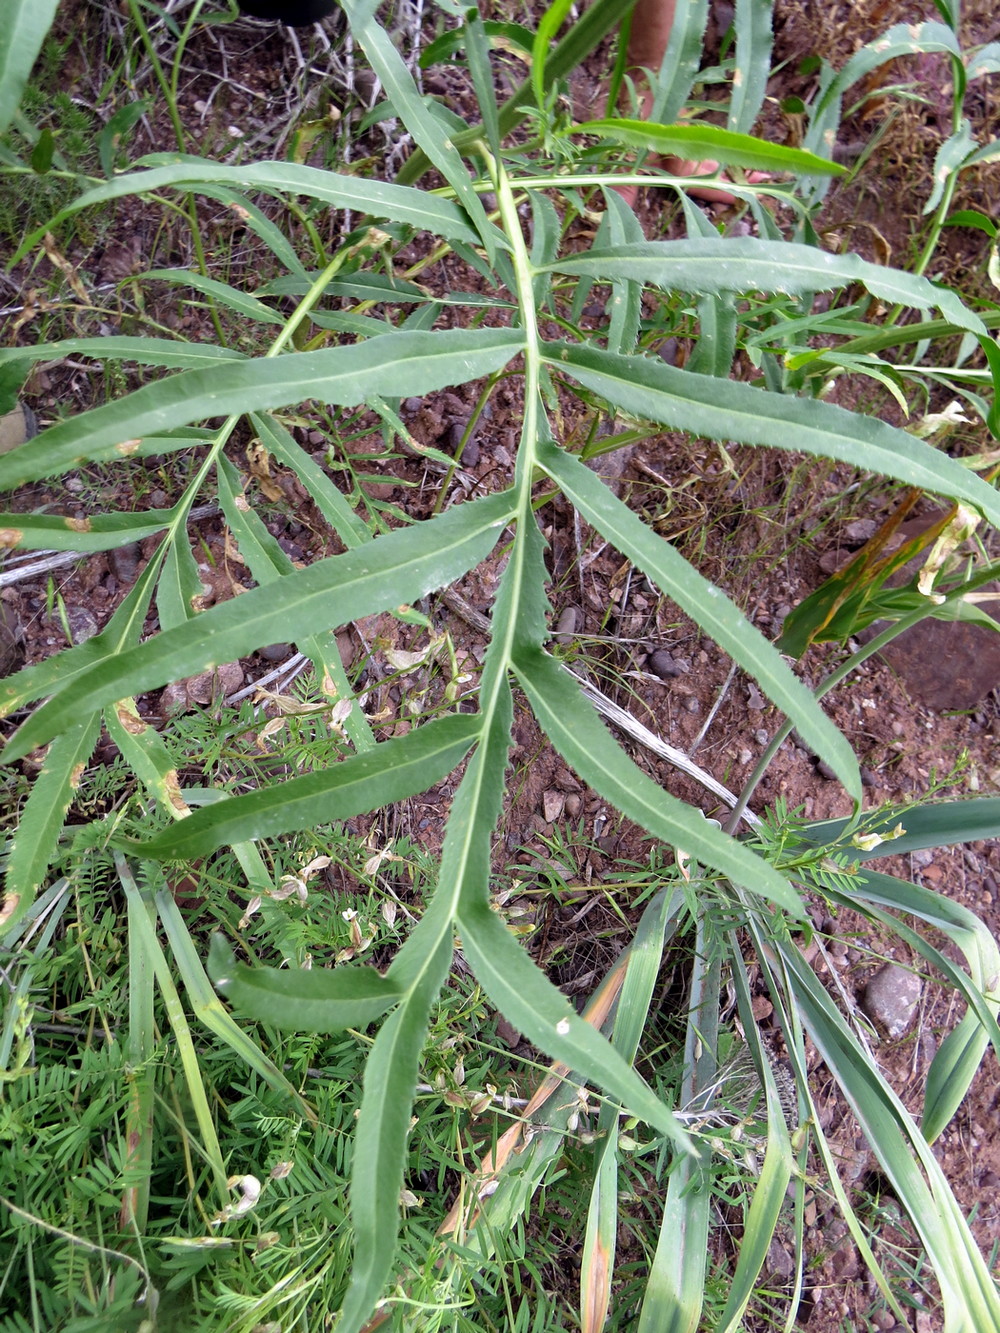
[0,488,514,757]
[0,328,521,486]
[728,0,774,134]
[336,934,453,1333]
[0,0,60,136]
[537,435,860,801]
[3,716,102,926]
[152,884,316,1125]
[13,157,491,264]
[122,888,157,1233]
[116,857,229,1203]
[638,918,719,1333]
[458,893,690,1149]
[546,342,1000,527]
[840,868,1000,1138]
[123,713,481,860]
[545,241,983,332]
[207,936,402,1031]
[781,941,1000,1328]
[514,645,804,914]
[574,121,842,177]
[582,886,687,1333]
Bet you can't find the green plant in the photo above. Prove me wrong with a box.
[2,1,1000,1331]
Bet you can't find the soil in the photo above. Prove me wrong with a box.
[2,2,999,1330]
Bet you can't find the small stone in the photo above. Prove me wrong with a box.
[765,1238,794,1280]
[109,542,141,585]
[0,402,38,454]
[459,434,480,468]
[542,790,565,823]
[862,963,922,1038]
[553,605,582,645]
[830,1245,858,1279]
[260,642,291,662]
[336,630,356,669]
[495,1015,521,1049]
[162,663,243,713]
[160,681,189,715]
[0,601,23,675]
[64,606,99,644]
[648,648,683,679]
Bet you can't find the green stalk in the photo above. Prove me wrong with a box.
[125,0,228,343]
[122,887,156,1234]
[116,853,229,1204]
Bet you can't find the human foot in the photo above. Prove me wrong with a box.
[614,156,768,209]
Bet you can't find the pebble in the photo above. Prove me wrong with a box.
[765,1238,794,1281]
[109,542,141,585]
[260,642,291,662]
[0,602,22,675]
[554,606,582,644]
[160,662,244,714]
[65,606,99,644]
[648,648,684,678]
[862,963,922,1038]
